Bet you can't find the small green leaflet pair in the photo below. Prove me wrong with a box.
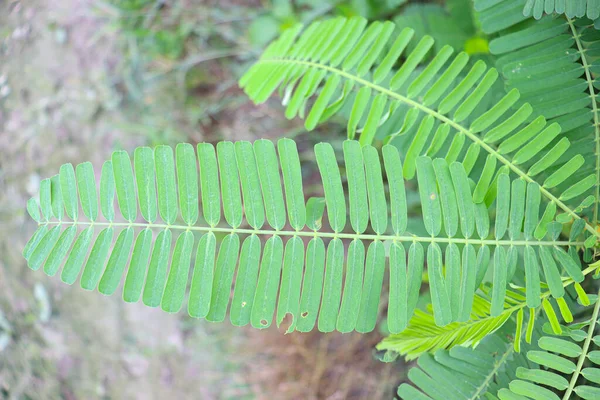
[23,138,587,335]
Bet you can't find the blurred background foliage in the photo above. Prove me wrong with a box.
[0,0,491,399]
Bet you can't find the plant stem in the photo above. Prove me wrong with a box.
[567,17,600,226]
[562,288,600,400]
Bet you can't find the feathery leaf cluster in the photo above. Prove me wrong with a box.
[21,6,600,398]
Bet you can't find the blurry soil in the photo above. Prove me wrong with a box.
[0,1,403,399]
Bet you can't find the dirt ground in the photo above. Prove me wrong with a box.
[0,1,402,399]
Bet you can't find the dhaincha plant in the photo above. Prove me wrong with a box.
[22,1,600,398]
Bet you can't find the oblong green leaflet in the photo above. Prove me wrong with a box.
[123,228,153,303]
[98,227,134,295]
[416,156,442,236]
[388,242,407,333]
[161,230,194,313]
[278,139,306,231]
[363,146,387,235]
[343,140,368,234]
[315,142,346,232]
[553,246,584,282]
[234,141,265,229]
[197,143,221,227]
[445,243,461,321]
[176,143,199,225]
[39,178,52,221]
[254,140,286,230]
[50,175,63,221]
[449,162,475,238]
[343,20,383,70]
[445,133,465,164]
[458,244,477,322]
[142,229,172,307]
[358,93,387,146]
[277,236,304,332]
[217,142,242,229]
[491,246,507,316]
[495,173,510,240]
[28,225,61,271]
[61,227,94,285]
[524,246,541,308]
[356,240,385,333]
[100,161,116,222]
[408,45,454,98]
[155,145,178,225]
[80,227,114,291]
[475,245,490,288]
[188,232,216,318]
[318,238,344,332]
[206,234,240,322]
[472,155,496,204]
[297,237,325,332]
[382,145,407,235]
[27,198,41,223]
[230,234,261,327]
[433,158,458,238]
[76,162,98,221]
[347,86,371,140]
[44,226,77,277]
[305,74,341,130]
[509,179,526,240]
[112,151,137,222]
[407,242,424,321]
[134,147,158,223]
[524,182,541,240]
[427,243,452,326]
[337,239,365,333]
[59,163,78,220]
[373,27,414,83]
[403,116,435,179]
[251,235,283,329]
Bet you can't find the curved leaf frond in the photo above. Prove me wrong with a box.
[240,16,599,241]
[23,139,585,333]
[476,2,600,234]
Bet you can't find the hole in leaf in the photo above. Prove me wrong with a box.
[278,312,295,334]
[241,301,247,308]
[260,319,268,326]
[301,311,308,318]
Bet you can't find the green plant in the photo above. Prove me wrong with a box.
[22,4,600,399]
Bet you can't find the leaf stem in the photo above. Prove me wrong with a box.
[469,339,514,400]
[39,220,584,247]
[567,17,600,226]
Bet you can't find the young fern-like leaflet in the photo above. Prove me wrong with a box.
[377,263,599,360]
[24,139,586,335]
